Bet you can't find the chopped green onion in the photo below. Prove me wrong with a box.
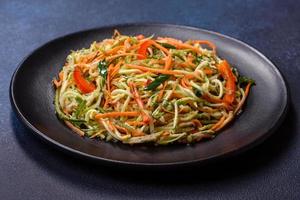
[145,74,170,91]
[75,97,87,118]
[158,42,176,49]
[98,60,108,79]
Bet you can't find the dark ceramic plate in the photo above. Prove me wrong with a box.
[10,23,288,167]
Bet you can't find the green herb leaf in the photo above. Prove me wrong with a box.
[195,56,203,64]
[98,60,108,79]
[145,74,170,91]
[75,98,87,118]
[232,67,239,77]
[238,76,256,86]
[75,97,83,103]
[194,89,202,97]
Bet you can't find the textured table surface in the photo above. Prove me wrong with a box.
[1,0,299,199]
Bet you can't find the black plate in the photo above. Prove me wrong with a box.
[10,23,288,167]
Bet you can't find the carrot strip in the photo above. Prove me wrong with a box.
[126,64,184,75]
[178,62,191,68]
[187,54,196,67]
[157,82,168,102]
[126,121,145,126]
[95,111,140,119]
[234,83,252,114]
[103,96,110,108]
[150,40,170,55]
[161,38,201,54]
[127,44,140,51]
[115,125,129,135]
[170,91,185,99]
[244,83,251,97]
[154,59,166,65]
[214,113,234,132]
[104,63,115,108]
[131,129,145,137]
[191,40,216,53]
[180,78,188,88]
[107,121,118,133]
[217,60,236,105]
[164,55,172,70]
[137,39,170,60]
[128,82,145,109]
[59,71,64,80]
[53,79,60,88]
[110,61,123,79]
[184,74,195,79]
[53,71,64,88]
[170,82,178,97]
[182,77,191,87]
[158,37,183,44]
[202,94,223,103]
[128,82,152,124]
[110,115,146,138]
[136,34,145,40]
[192,119,202,127]
[211,115,226,131]
[187,61,196,68]
[161,106,174,114]
[178,43,201,54]
[203,68,214,75]
[105,46,123,55]
[180,76,192,88]
[198,107,217,113]
[64,121,84,136]
[79,52,98,64]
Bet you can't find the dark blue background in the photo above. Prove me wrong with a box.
[1,0,299,199]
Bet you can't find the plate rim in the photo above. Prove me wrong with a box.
[9,23,289,167]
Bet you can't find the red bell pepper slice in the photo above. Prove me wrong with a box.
[73,67,95,93]
[137,40,152,60]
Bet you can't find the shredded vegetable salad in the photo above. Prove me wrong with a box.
[53,30,255,145]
